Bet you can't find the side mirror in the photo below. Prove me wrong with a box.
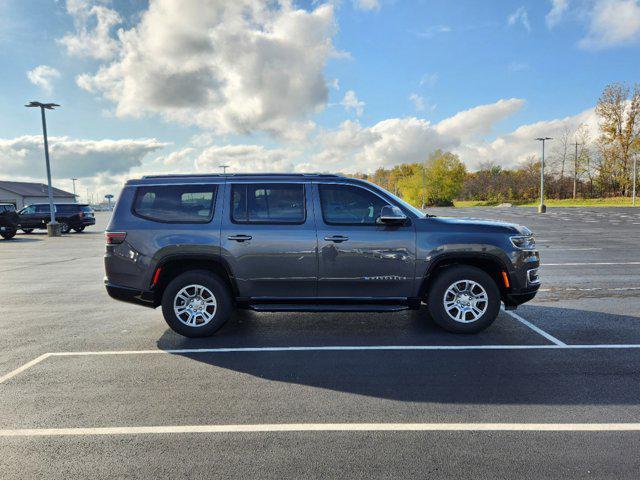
[379,205,407,225]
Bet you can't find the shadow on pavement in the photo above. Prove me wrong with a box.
[155,305,640,405]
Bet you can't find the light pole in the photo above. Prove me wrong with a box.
[633,155,637,207]
[219,164,229,174]
[71,178,78,200]
[105,194,114,210]
[535,137,552,213]
[26,101,61,236]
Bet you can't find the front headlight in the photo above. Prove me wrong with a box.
[510,235,535,249]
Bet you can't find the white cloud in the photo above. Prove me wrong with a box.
[546,0,569,28]
[58,0,122,60]
[311,98,527,173]
[0,135,167,179]
[508,6,531,32]
[419,73,438,88]
[456,107,599,169]
[26,65,60,94]
[342,90,365,116]
[409,93,426,111]
[353,0,380,11]
[413,25,451,38]
[579,0,640,49]
[435,98,525,140]
[71,0,338,139]
[196,144,304,173]
[329,78,340,91]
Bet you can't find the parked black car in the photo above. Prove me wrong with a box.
[18,203,96,234]
[0,203,19,239]
[104,174,541,338]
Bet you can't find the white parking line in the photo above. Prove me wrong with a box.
[7,343,640,386]
[2,423,640,437]
[544,262,640,266]
[0,353,51,385]
[503,310,566,346]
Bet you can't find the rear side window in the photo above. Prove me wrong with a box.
[133,184,217,223]
[231,184,305,224]
[80,205,93,213]
[57,204,78,214]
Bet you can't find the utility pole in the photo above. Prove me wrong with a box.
[25,101,61,236]
[633,154,638,207]
[535,137,552,213]
[219,164,229,174]
[421,163,427,210]
[572,141,582,200]
[71,178,78,200]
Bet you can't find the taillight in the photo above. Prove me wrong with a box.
[105,231,126,244]
[79,212,84,218]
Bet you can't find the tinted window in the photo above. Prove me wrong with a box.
[232,184,305,224]
[35,205,52,213]
[80,205,94,213]
[319,184,388,225]
[56,204,78,214]
[133,185,217,223]
[0,205,14,213]
[21,206,36,214]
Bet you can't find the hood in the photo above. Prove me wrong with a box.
[419,216,531,235]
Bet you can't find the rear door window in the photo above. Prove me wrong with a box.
[231,184,305,224]
[133,184,217,223]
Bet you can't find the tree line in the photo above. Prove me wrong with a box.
[352,83,640,206]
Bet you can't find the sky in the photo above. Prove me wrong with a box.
[0,0,639,201]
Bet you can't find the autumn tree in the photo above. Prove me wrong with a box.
[595,83,640,196]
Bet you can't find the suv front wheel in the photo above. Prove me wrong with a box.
[161,270,232,337]
[427,265,501,333]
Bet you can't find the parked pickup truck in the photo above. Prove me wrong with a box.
[0,203,19,239]
[104,174,540,337]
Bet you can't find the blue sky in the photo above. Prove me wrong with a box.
[0,0,639,198]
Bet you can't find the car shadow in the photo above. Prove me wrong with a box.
[155,305,640,405]
[1,236,42,243]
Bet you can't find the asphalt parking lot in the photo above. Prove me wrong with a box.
[1,207,640,479]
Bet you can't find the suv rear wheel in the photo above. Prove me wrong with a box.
[161,270,232,337]
[426,265,501,333]
[1,231,16,240]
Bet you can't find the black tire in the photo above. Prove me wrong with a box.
[1,230,16,240]
[73,226,85,233]
[22,229,33,234]
[161,270,232,338]
[426,265,501,333]
[59,221,71,234]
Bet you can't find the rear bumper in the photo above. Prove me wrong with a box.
[104,280,156,308]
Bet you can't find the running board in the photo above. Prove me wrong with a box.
[247,304,410,313]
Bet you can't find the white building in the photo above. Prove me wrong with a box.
[0,181,76,210]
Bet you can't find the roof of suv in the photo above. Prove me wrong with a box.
[128,173,349,186]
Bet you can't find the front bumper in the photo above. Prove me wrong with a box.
[105,280,156,308]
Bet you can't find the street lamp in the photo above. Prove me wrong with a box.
[71,178,78,200]
[535,137,552,213]
[26,101,61,235]
[219,164,229,174]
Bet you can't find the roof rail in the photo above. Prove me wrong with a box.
[141,173,342,179]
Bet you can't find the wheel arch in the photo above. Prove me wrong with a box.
[152,254,238,307]
[419,253,510,300]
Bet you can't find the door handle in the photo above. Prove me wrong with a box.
[324,235,349,243]
[228,234,252,242]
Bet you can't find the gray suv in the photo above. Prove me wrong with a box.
[104,174,540,337]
